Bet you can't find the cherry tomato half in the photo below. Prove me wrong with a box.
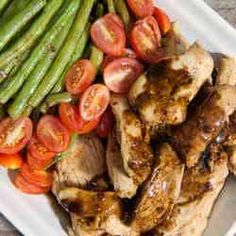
[21,163,53,188]
[36,115,70,153]
[153,7,171,35]
[65,59,95,95]
[28,136,55,162]
[0,153,23,169]
[0,117,33,154]
[14,173,50,194]
[127,0,154,18]
[96,107,114,138]
[130,16,163,64]
[79,84,110,121]
[104,57,144,93]
[59,103,83,133]
[77,116,100,135]
[91,13,126,56]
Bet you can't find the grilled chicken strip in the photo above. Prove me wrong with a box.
[106,131,138,198]
[157,144,229,236]
[132,143,184,233]
[128,43,214,126]
[110,94,154,185]
[173,85,236,167]
[58,187,136,236]
[52,133,105,195]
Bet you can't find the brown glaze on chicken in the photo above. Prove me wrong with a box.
[129,43,214,126]
[110,94,154,185]
[132,143,184,233]
[173,85,236,167]
[157,144,228,235]
[52,133,105,195]
[58,187,136,236]
[106,131,138,198]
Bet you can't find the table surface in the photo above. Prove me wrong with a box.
[1,0,236,235]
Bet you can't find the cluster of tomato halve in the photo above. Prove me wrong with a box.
[0,0,171,194]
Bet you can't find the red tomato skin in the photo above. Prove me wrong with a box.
[103,57,144,93]
[65,59,95,95]
[0,153,23,169]
[79,84,110,121]
[36,115,70,153]
[28,136,55,161]
[14,173,50,194]
[59,103,83,133]
[153,7,171,35]
[96,107,114,138]
[91,13,126,56]
[0,117,33,154]
[130,16,163,64]
[127,0,154,18]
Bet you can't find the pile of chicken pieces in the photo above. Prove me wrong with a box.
[52,23,236,236]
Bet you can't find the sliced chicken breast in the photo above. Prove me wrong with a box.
[110,94,154,185]
[132,143,184,233]
[129,43,214,126]
[173,85,236,167]
[106,131,138,198]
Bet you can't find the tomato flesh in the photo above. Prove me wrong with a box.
[59,103,83,133]
[0,153,23,169]
[28,136,55,162]
[96,107,114,138]
[104,57,144,93]
[130,16,163,64]
[153,7,171,35]
[77,116,100,135]
[91,13,126,56]
[79,84,110,121]
[21,163,53,188]
[65,59,95,95]
[127,0,154,18]
[14,173,50,194]
[36,115,70,153]
[0,117,33,154]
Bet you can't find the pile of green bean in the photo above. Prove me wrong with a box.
[0,0,131,118]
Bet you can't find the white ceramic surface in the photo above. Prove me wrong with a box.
[0,1,236,235]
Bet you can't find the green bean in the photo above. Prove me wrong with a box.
[0,0,46,52]
[115,0,131,33]
[40,92,73,113]
[90,46,104,74]
[107,0,115,13]
[0,0,10,15]
[7,0,81,119]
[0,0,69,103]
[96,3,104,18]
[0,0,63,73]
[51,23,91,94]
[26,0,96,113]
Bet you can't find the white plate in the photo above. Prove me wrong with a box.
[1,1,236,235]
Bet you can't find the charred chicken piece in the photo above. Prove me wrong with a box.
[173,85,236,167]
[129,43,214,126]
[106,131,138,198]
[157,144,229,236]
[52,133,105,195]
[110,94,154,185]
[58,187,136,236]
[132,143,184,233]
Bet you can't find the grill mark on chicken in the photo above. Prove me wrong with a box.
[173,85,236,167]
[132,143,184,233]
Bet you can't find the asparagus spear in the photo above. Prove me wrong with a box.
[7,0,81,119]
[0,0,63,75]
[25,0,96,116]
[50,23,90,94]
[40,92,73,113]
[0,0,10,15]
[107,0,115,13]
[0,0,72,104]
[90,46,104,74]
[0,0,47,52]
[96,3,104,18]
